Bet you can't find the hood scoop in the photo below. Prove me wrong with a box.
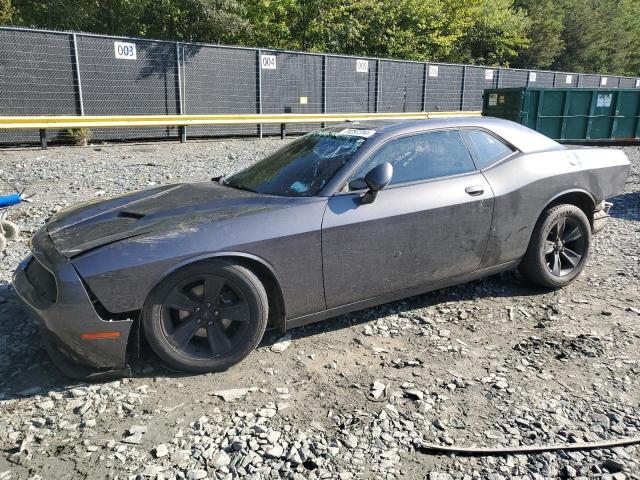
[117,211,146,220]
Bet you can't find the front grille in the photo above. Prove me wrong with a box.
[24,258,57,307]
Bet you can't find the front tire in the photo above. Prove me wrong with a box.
[142,260,268,373]
[520,204,591,289]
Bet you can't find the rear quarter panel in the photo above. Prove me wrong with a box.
[481,147,630,267]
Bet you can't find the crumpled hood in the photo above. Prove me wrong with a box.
[47,182,282,257]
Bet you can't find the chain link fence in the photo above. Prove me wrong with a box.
[1,26,639,145]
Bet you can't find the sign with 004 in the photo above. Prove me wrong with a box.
[114,41,137,60]
[261,55,277,70]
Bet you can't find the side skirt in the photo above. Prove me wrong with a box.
[285,260,520,330]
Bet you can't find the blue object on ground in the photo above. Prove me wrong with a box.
[0,193,21,208]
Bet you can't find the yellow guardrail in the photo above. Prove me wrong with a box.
[0,111,482,148]
[0,111,481,130]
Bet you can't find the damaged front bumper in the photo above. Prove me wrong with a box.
[593,201,613,234]
[12,229,132,381]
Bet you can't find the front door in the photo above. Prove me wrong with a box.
[321,129,494,309]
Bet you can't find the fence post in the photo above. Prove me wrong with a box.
[422,63,428,112]
[577,74,582,88]
[375,59,382,113]
[497,67,502,89]
[553,72,558,87]
[40,129,48,150]
[71,33,84,116]
[257,49,263,138]
[460,66,467,111]
[176,42,186,143]
[322,54,327,128]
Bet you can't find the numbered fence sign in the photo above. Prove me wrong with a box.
[565,75,573,84]
[636,79,640,88]
[114,41,137,60]
[428,65,438,78]
[484,69,494,80]
[261,55,277,70]
[356,60,369,73]
[528,72,537,82]
[601,77,608,86]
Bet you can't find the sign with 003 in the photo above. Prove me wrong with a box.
[114,41,137,60]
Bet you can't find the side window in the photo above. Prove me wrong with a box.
[462,130,513,169]
[348,130,475,189]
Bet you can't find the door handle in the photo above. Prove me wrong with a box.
[465,185,484,196]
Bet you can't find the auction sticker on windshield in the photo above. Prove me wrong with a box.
[338,129,376,138]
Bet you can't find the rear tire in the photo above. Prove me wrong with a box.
[520,204,591,289]
[142,260,268,373]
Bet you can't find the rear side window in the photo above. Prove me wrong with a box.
[349,129,476,188]
[462,130,513,169]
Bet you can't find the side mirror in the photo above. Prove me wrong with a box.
[361,162,393,204]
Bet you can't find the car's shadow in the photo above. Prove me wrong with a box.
[0,270,548,401]
[278,269,544,342]
[609,191,639,222]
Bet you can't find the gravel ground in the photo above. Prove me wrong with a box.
[0,139,638,480]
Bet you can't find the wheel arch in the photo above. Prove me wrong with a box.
[143,251,287,333]
[537,189,596,229]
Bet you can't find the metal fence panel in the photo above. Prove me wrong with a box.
[500,69,528,88]
[553,72,578,87]
[424,64,464,112]
[463,66,499,110]
[326,56,377,113]
[261,51,323,134]
[1,26,639,146]
[77,34,180,140]
[184,45,258,137]
[0,29,78,144]
[530,71,555,88]
[599,76,619,88]
[379,60,425,112]
[579,74,600,88]
[619,77,637,88]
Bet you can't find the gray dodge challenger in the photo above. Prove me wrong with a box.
[13,117,630,380]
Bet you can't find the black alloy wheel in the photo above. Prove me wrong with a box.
[162,274,251,358]
[544,216,586,277]
[520,204,592,289]
[143,260,268,373]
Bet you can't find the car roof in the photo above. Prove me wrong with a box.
[327,117,563,154]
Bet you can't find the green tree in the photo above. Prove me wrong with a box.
[513,0,564,68]
[608,0,640,75]
[242,0,297,49]
[450,0,530,66]
[136,0,251,44]
[0,0,12,24]
[8,0,250,43]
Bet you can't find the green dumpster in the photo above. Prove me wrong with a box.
[482,87,640,143]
